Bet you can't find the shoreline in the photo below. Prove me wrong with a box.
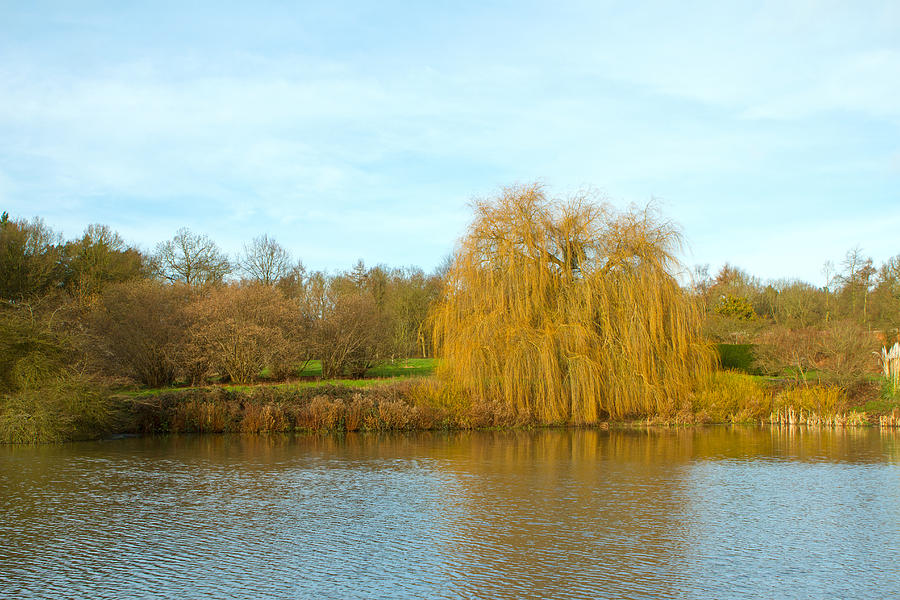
[114,378,900,437]
[4,374,899,444]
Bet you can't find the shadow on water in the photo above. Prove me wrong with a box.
[2,426,899,599]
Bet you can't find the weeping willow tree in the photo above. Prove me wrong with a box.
[431,184,714,423]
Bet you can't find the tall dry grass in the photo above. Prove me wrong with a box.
[691,371,770,423]
[768,386,865,425]
[125,380,533,435]
[431,184,714,423]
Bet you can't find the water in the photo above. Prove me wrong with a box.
[2,427,899,599]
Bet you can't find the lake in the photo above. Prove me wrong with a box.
[2,427,899,599]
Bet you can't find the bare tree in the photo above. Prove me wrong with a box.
[153,228,230,289]
[238,234,291,285]
[822,260,835,323]
[184,284,311,384]
[317,292,391,378]
[89,280,191,386]
[840,246,875,323]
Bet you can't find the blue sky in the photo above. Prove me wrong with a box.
[1,1,898,283]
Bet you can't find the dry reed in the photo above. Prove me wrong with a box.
[880,408,900,428]
[768,386,866,426]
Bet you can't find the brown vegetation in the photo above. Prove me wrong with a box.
[89,280,191,387]
[184,283,310,384]
[127,381,533,435]
[316,292,390,378]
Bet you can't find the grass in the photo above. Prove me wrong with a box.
[117,357,437,399]
[864,379,900,416]
[297,358,435,378]
[366,358,435,378]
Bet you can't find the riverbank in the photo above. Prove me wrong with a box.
[117,373,900,435]
[3,371,899,443]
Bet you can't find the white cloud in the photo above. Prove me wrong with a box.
[0,1,897,277]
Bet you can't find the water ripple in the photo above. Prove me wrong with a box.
[2,428,899,599]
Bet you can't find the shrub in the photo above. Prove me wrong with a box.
[714,294,755,320]
[753,325,820,382]
[89,280,190,387]
[317,292,391,378]
[185,284,312,384]
[716,343,757,372]
[754,320,876,390]
[0,375,119,443]
[818,320,877,390]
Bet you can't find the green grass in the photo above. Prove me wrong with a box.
[366,358,435,378]
[118,358,437,399]
[865,379,900,415]
[297,358,435,378]
[298,360,322,377]
[863,397,900,415]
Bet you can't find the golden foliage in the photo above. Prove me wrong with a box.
[692,371,770,423]
[772,386,850,418]
[431,184,714,422]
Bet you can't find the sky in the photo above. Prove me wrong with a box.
[1,1,898,284]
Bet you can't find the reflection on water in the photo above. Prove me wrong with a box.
[1,427,899,599]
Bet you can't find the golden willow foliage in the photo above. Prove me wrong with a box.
[431,184,715,423]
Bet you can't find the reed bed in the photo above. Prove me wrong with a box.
[768,407,868,427]
[7,373,888,442]
[126,381,530,434]
[879,409,900,428]
[766,386,867,426]
[128,371,882,434]
[772,385,849,415]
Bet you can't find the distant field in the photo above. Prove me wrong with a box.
[298,358,435,379]
[122,358,437,398]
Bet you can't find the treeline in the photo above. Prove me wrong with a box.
[0,212,442,440]
[695,248,900,332]
[694,249,900,391]
[3,201,898,442]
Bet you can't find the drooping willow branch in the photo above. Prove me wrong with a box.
[431,183,714,422]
